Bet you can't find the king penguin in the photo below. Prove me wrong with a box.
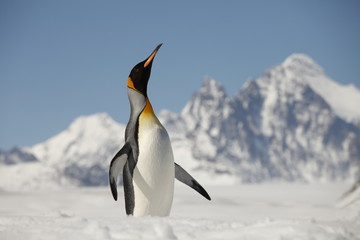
[109,43,211,217]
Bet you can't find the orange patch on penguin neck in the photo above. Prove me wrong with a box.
[139,97,161,126]
[127,77,142,94]
[142,98,155,115]
[127,77,135,88]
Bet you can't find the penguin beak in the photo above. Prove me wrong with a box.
[144,43,163,68]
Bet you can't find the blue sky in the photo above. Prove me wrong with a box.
[1,1,360,149]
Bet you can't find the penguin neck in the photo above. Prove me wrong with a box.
[127,88,160,127]
[128,88,146,116]
[142,98,155,116]
[139,97,162,127]
[126,88,147,141]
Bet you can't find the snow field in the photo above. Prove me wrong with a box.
[0,183,359,239]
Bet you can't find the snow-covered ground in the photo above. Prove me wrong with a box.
[0,183,359,239]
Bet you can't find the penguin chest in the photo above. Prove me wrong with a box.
[133,121,175,216]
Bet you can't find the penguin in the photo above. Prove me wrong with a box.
[109,43,211,217]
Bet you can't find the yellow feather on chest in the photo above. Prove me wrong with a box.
[139,98,162,127]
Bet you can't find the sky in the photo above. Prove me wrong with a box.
[1,1,360,150]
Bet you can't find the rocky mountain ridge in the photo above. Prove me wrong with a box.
[1,54,359,190]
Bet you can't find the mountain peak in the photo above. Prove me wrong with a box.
[69,112,118,131]
[280,54,360,123]
[72,112,112,123]
[180,77,228,131]
[199,76,227,98]
[282,53,323,76]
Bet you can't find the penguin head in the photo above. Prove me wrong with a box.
[127,43,162,97]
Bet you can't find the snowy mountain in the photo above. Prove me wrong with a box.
[30,113,125,186]
[1,54,360,190]
[283,54,360,124]
[176,55,360,182]
[0,114,125,190]
[0,147,37,165]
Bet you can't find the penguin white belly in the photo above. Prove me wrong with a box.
[133,123,175,217]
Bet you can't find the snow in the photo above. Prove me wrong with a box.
[283,54,360,123]
[29,113,125,166]
[261,77,277,136]
[306,74,360,123]
[1,183,359,239]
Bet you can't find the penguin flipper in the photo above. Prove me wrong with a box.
[175,163,211,200]
[109,143,131,201]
